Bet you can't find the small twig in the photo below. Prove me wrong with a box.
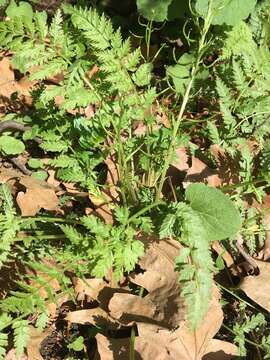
[10,157,32,175]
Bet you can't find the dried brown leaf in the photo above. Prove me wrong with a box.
[108,293,157,325]
[171,285,223,359]
[74,278,106,302]
[129,238,185,327]
[5,349,28,360]
[240,260,270,311]
[26,326,51,360]
[19,176,59,191]
[0,57,35,102]
[94,291,229,360]
[66,308,120,329]
[16,188,59,216]
[203,339,238,360]
[184,157,222,188]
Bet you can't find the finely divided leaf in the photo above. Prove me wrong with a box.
[185,183,241,241]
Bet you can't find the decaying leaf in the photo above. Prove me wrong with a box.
[94,289,236,360]
[0,56,34,105]
[184,157,222,188]
[240,260,270,311]
[17,188,59,216]
[26,326,52,360]
[129,237,185,327]
[170,286,224,359]
[108,293,157,325]
[5,349,28,360]
[66,308,120,329]
[74,277,106,302]
[203,339,238,360]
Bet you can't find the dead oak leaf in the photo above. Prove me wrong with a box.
[203,339,238,360]
[171,285,224,359]
[108,293,157,325]
[74,277,106,302]
[0,57,35,102]
[65,308,120,330]
[93,287,234,360]
[17,188,59,216]
[240,260,270,311]
[26,326,52,360]
[129,238,185,327]
[183,156,222,188]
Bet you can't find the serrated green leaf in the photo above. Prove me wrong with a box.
[132,63,153,87]
[36,312,49,330]
[159,213,177,238]
[12,320,29,358]
[136,0,174,21]
[195,0,257,26]
[185,183,241,241]
[0,136,25,155]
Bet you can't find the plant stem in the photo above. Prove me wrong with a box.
[22,217,77,224]
[129,325,136,360]
[155,2,213,201]
[16,234,66,242]
[127,200,163,224]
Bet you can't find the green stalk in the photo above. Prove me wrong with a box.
[155,3,213,201]
[127,200,163,224]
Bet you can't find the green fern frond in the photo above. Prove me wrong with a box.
[48,154,78,168]
[12,320,29,358]
[63,5,114,51]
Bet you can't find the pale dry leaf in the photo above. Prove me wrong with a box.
[212,241,234,268]
[171,146,190,172]
[19,176,60,191]
[47,169,61,188]
[5,349,28,360]
[108,293,157,325]
[171,285,223,360]
[129,238,185,327]
[0,167,21,193]
[94,290,227,360]
[74,277,106,302]
[183,157,222,188]
[94,203,114,225]
[17,188,59,216]
[93,334,129,360]
[26,326,52,360]
[0,57,35,102]
[0,167,21,182]
[240,260,270,311]
[104,153,120,202]
[0,57,15,98]
[94,332,174,360]
[66,308,120,329]
[85,104,95,118]
[203,339,238,360]
[252,194,270,260]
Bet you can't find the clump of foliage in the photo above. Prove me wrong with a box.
[1,0,270,358]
